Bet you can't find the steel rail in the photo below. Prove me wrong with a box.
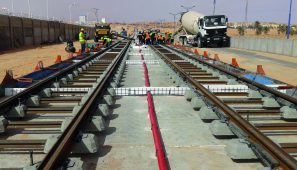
[0,42,120,110]
[151,46,297,169]
[37,41,130,169]
[165,45,297,105]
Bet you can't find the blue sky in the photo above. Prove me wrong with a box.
[0,0,296,24]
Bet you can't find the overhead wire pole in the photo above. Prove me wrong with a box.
[68,2,76,23]
[169,13,179,33]
[244,0,248,23]
[213,0,216,15]
[159,19,165,31]
[287,0,293,39]
[46,0,49,20]
[27,0,31,18]
[92,8,100,22]
[180,5,196,12]
[10,0,14,15]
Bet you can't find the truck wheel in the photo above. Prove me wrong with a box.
[197,37,203,48]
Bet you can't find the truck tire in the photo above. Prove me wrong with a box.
[197,37,203,48]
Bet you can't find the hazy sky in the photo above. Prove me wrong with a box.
[0,0,296,24]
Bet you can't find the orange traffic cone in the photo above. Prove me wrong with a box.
[194,49,199,56]
[257,65,265,75]
[55,55,62,63]
[85,47,90,53]
[203,51,209,58]
[77,49,82,55]
[214,54,220,61]
[34,61,44,71]
[231,58,240,67]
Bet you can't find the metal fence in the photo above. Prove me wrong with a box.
[0,14,94,51]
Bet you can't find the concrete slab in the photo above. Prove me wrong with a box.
[121,65,145,87]
[147,65,175,87]
[86,96,158,169]
[153,96,262,169]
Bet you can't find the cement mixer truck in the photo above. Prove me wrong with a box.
[178,11,230,48]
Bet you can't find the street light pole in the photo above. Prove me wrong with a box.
[213,0,216,15]
[244,0,248,23]
[46,0,49,20]
[170,13,179,33]
[287,0,293,39]
[92,8,100,22]
[11,0,14,14]
[27,0,31,18]
[181,5,195,12]
[68,2,76,23]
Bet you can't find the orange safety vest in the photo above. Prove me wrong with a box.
[145,33,150,39]
[158,35,162,40]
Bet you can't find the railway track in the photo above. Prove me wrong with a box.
[151,45,297,169]
[0,41,130,169]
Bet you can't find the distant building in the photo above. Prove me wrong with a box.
[79,16,86,25]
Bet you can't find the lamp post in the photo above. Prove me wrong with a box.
[181,5,195,12]
[27,0,31,18]
[10,0,14,15]
[46,0,49,20]
[92,8,100,22]
[170,13,180,33]
[287,0,293,39]
[213,0,216,15]
[68,2,76,23]
[244,0,248,23]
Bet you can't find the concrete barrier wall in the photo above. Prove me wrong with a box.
[231,37,297,57]
[0,14,94,51]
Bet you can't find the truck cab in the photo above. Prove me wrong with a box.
[196,15,230,47]
[94,23,111,42]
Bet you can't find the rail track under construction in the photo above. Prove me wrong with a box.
[152,44,297,169]
[0,40,297,169]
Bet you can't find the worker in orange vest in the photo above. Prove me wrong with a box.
[145,32,151,45]
[157,34,163,44]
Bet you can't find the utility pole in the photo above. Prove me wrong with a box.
[27,0,31,18]
[11,0,14,15]
[68,2,76,23]
[159,19,165,31]
[92,8,100,22]
[170,13,180,33]
[287,0,293,39]
[181,5,195,12]
[244,0,248,23]
[46,0,49,20]
[213,0,216,15]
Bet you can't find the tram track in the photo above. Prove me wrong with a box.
[0,41,131,169]
[151,45,297,169]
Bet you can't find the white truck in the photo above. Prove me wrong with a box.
[178,11,230,48]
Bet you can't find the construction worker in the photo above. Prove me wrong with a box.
[157,34,163,44]
[106,36,112,47]
[79,28,86,55]
[150,31,156,45]
[145,31,150,45]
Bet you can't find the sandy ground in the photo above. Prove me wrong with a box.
[194,47,297,85]
[0,42,80,81]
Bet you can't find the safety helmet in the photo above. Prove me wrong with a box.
[81,28,85,31]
